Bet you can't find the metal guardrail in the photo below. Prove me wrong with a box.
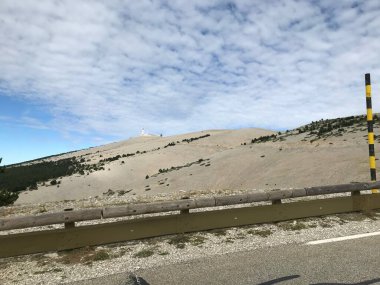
[0,181,380,258]
[1,181,380,231]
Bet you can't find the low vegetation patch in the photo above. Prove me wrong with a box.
[247,114,377,145]
[209,229,227,236]
[133,248,155,258]
[103,189,115,196]
[92,249,110,261]
[99,154,122,163]
[182,134,210,143]
[337,211,378,222]
[167,235,191,248]
[167,234,207,248]
[0,189,19,206]
[296,115,371,137]
[251,134,277,144]
[190,235,207,246]
[1,142,172,196]
[34,268,63,275]
[0,156,107,194]
[58,247,111,265]
[163,134,211,148]
[117,189,132,196]
[319,221,334,228]
[247,229,272,237]
[276,221,309,231]
[224,237,235,243]
[156,158,210,176]
[164,142,176,148]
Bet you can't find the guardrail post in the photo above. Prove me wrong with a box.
[64,208,75,228]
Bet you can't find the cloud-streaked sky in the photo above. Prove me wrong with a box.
[1,0,380,164]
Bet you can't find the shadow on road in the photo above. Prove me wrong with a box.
[258,275,380,285]
[128,275,150,285]
[258,275,301,284]
[311,278,380,285]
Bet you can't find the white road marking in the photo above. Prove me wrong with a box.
[306,231,380,245]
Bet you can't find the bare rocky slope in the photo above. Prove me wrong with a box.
[2,115,380,285]
[9,115,380,205]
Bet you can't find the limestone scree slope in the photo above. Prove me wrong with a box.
[15,115,378,204]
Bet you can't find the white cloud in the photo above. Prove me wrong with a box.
[1,0,380,141]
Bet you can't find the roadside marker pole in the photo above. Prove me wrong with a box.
[365,73,379,194]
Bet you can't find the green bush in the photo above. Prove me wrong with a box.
[0,189,19,206]
[29,182,38,190]
[0,158,18,206]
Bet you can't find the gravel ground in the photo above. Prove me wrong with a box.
[0,207,379,285]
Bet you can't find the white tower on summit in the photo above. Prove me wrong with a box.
[140,128,156,137]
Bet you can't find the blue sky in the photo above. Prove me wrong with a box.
[1,0,380,165]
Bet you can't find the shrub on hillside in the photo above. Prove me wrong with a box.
[0,157,80,192]
[251,134,276,144]
[0,158,18,206]
[29,182,38,190]
[0,189,18,206]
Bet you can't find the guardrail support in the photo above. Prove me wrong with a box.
[1,194,379,258]
[180,196,190,214]
[2,182,380,232]
[64,208,75,229]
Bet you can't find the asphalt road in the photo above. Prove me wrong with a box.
[69,234,380,285]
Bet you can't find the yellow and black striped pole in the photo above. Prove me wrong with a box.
[365,73,379,194]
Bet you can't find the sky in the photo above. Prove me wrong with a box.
[1,0,380,165]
